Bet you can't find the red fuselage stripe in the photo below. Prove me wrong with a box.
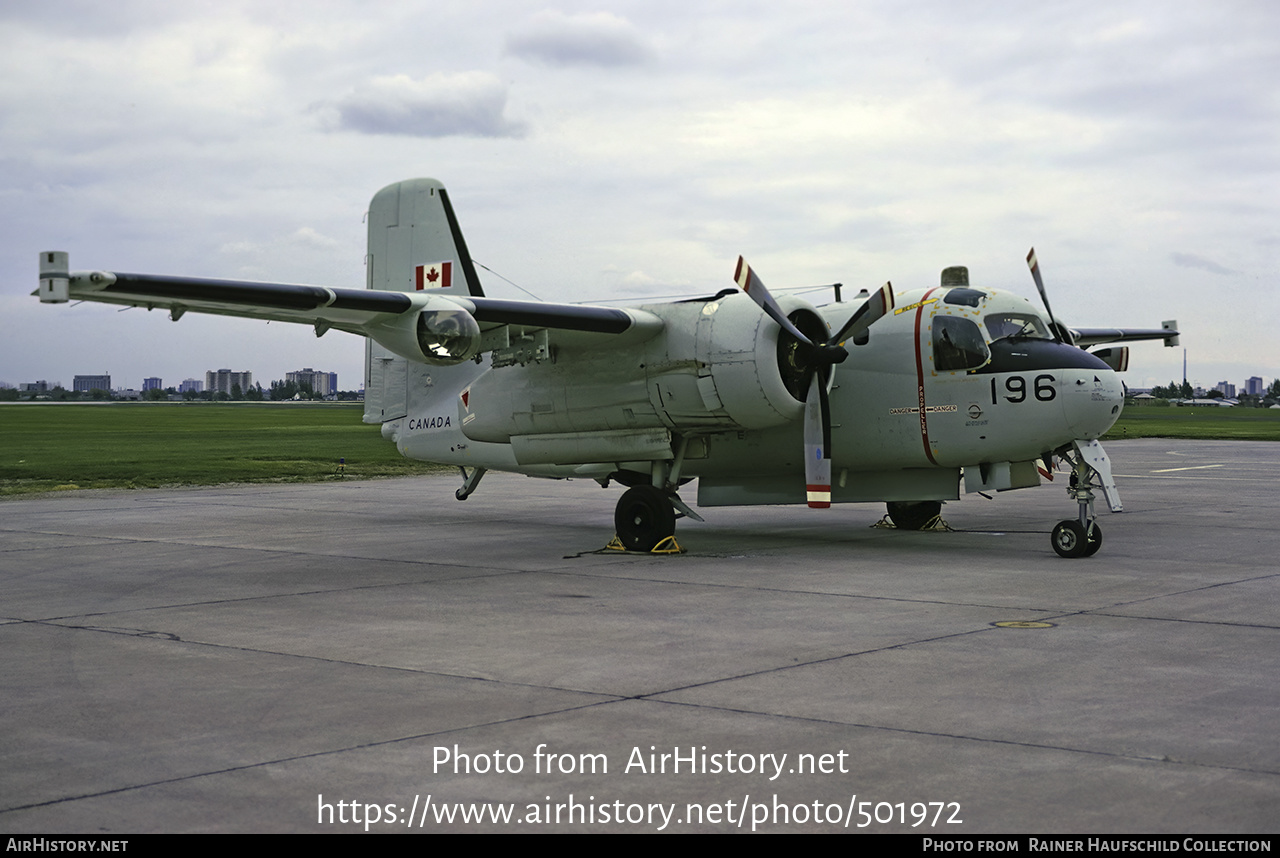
[912,288,940,466]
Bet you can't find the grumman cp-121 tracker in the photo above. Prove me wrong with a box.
[37,178,1178,557]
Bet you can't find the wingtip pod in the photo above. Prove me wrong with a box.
[38,251,70,303]
[1161,319,1180,348]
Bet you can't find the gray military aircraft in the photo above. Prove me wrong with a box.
[37,178,1178,557]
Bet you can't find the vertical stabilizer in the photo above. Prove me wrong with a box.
[367,178,484,297]
[364,179,483,424]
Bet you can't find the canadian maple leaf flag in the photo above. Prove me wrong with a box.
[415,261,453,290]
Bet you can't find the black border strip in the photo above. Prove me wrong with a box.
[469,298,632,333]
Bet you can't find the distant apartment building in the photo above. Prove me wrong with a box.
[206,369,252,396]
[178,378,203,394]
[73,374,111,393]
[286,368,337,396]
[142,377,163,391]
[1246,376,1264,396]
[20,380,51,393]
[1215,381,1236,399]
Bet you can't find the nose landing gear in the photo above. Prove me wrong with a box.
[1051,439,1121,558]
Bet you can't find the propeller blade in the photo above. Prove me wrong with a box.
[803,372,832,508]
[1026,248,1067,344]
[734,256,815,346]
[829,281,895,347]
[733,260,897,511]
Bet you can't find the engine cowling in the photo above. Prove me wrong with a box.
[669,290,826,430]
[456,291,830,444]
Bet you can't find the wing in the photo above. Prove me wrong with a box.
[36,252,663,364]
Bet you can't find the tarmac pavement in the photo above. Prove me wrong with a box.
[1,439,1277,833]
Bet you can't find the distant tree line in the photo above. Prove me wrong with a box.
[5,382,361,402]
[1149,381,1195,399]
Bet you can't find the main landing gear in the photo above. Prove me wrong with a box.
[1051,439,1121,559]
[608,438,701,553]
[614,485,678,552]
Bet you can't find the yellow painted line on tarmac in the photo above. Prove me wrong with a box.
[1151,464,1225,472]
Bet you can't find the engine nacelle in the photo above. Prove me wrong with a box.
[456,291,829,445]
[664,290,826,430]
[365,300,481,365]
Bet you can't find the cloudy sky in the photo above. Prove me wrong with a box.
[3,0,1276,393]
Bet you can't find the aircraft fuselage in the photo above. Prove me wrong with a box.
[395,281,1123,506]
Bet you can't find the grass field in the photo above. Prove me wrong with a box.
[2,400,1276,497]
[0,402,449,496]
[1103,403,1280,441]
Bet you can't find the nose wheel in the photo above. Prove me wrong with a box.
[1052,519,1102,558]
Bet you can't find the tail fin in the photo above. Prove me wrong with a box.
[366,178,484,297]
[364,178,482,424]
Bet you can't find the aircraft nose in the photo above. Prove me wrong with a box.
[1061,367,1124,439]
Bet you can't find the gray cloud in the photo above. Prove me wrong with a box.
[505,11,652,68]
[329,72,525,138]
[1171,252,1236,276]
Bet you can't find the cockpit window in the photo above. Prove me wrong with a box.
[932,316,990,372]
[984,313,1050,341]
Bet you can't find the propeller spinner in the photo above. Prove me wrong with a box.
[734,257,894,507]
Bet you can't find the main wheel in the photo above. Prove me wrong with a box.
[614,485,676,552]
[1052,520,1101,558]
[886,501,942,531]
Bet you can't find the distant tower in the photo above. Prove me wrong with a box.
[1183,349,1187,386]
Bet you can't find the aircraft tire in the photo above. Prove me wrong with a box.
[1083,522,1102,556]
[615,485,676,552]
[1051,520,1101,558]
[886,501,942,531]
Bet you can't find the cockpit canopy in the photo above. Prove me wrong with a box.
[929,285,1055,373]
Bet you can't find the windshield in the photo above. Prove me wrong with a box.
[984,313,1050,341]
[932,316,990,372]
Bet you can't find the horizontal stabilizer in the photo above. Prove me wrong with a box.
[1070,324,1180,348]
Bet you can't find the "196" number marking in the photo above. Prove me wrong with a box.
[992,374,1056,404]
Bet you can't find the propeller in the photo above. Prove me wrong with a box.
[734,256,894,507]
[1025,248,1074,346]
